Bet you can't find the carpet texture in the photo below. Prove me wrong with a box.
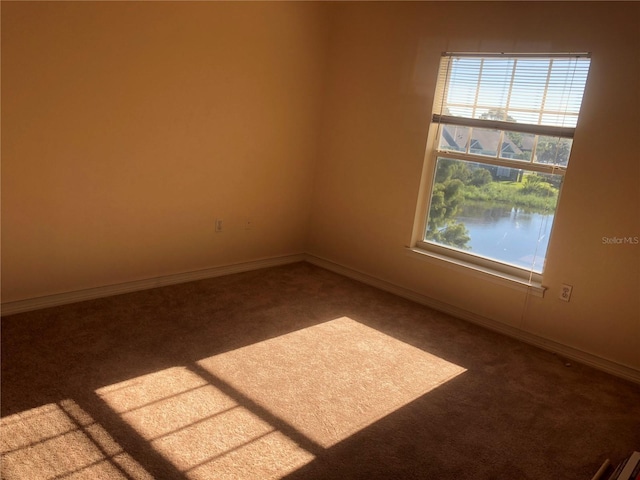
[1,262,639,479]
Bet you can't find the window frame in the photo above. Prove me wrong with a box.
[412,52,591,287]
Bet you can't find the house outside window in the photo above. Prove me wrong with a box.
[415,53,591,283]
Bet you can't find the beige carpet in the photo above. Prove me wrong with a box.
[2,262,639,479]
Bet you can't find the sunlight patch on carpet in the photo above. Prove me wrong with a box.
[198,316,467,448]
[96,366,314,480]
[90,318,465,478]
[0,399,153,480]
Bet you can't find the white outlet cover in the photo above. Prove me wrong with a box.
[559,284,572,301]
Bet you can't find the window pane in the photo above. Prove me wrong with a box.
[534,136,573,166]
[543,58,591,121]
[447,58,481,109]
[541,113,579,128]
[439,125,470,153]
[476,58,514,113]
[447,106,474,118]
[509,58,550,112]
[469,128,500,157]
[425,157,562,272]
[508,110,542,124]
[500,131,535,161]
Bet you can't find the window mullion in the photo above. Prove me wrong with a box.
[530,135,540,165]
[472,58,484,120]
[504,58,517,120]
[539,58,553,124]
[497,129,505,158]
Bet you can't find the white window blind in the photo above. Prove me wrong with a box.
[433,54,591,138]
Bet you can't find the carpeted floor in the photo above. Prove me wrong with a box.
[1,262,639,479]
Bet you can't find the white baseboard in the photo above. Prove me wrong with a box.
[304,254,640,385]
[3,252,637,384]
[1,254,306,317]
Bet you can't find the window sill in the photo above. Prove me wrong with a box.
[406,247,546,297]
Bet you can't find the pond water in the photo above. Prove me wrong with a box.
[455,204,554,273]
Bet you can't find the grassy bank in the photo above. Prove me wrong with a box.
[463,181,558,213]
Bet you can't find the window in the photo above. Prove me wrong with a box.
[415,53,591,283]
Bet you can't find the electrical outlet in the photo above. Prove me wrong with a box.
[215,218,223,232]
[244,219,253,230]
[559,284,572,302]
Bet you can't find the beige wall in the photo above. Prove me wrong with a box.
[2,2,639,372]
[2,2,328,301]
[307,2,640,370]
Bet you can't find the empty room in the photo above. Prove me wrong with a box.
[1,2,639,479]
